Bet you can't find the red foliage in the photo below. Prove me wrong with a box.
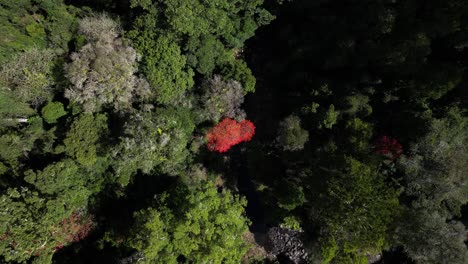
[52,211,94,252]
[206,118,256,153]
[374,135,403,160]
[54,242,64,251]
[0,231,11,241]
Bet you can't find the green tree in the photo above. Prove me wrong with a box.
[37,0,79,53]
[63,113,109,167]
[0,187,56,263]
[41,102,67,124]
[343,94,372,117]
[162,0,273,47]
[128,182,250,264]
[398,106,467,216]
[0,116,45,166]
[127,0,272,104]
[127,12,194,106]
[143,36,194,105]
[0,1,46,63]
[345,118,373,153]
[221,59,257,93]
[0,187,91,263]
[276,180,306,210]
[0,89,34,127]
[185,35,227,75]
[0,0,79,63]
[313,157,401,263]
[23,159,93,205]
[0,162,7,176]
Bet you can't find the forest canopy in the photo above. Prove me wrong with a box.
[0,0,467,264]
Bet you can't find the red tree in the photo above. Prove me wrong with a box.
[374,135,403,160]
[207,118,256,153]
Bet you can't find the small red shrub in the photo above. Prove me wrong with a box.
[374,135,403,160]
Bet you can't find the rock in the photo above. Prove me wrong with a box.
[265,227,308,264]
[367,253,383,264]
[119,252,144,264]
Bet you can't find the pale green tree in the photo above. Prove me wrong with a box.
[65,15,151,113]
[0,48,56,107]
[395,106,468,263]
[112,107,195,185]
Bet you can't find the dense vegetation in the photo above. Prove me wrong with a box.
[0,0,466,263]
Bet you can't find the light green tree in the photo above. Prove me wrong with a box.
[24,159,93,204]
[319,104,339,129]
[128,182,250,264]
[41,102,67,124]
[343,94,372,116]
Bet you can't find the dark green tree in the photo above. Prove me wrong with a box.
[312,157,401,263]
[276,115,309,151]
[63,113,109,167]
